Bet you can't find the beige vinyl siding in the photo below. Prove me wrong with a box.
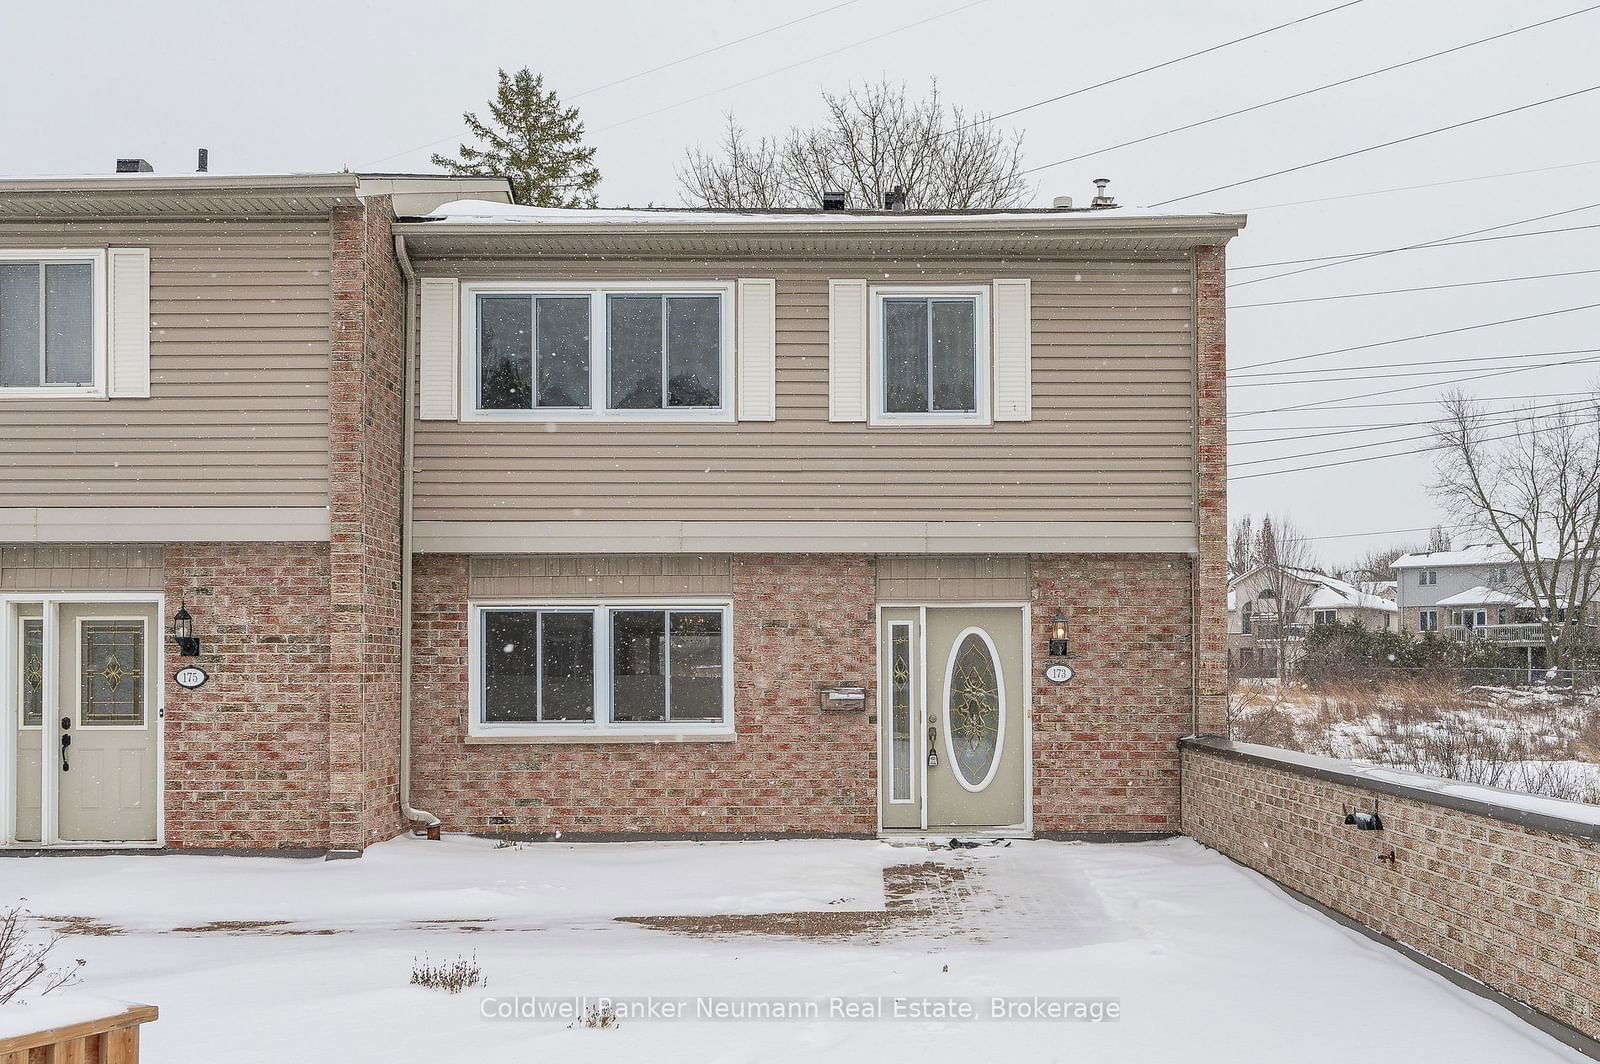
[876,555,1030,602]
[412,257,1194,526]
[0,545,165,591]
[0,219,331,509]
[469,554,733,598]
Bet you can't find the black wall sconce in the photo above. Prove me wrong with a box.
[173,602,201,657]
[1048,610,1072,658]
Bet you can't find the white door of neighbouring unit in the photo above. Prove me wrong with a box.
[7,601,160,845]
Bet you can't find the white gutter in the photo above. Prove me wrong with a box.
[392,231,440,832]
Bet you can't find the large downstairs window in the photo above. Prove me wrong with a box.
[472,603,732,737]
[468,283,733,421]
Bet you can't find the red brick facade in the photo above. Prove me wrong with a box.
[410,554,880,836]
[162,543,332,849]
[409,552,1198,837]
[1193,244,1229,736]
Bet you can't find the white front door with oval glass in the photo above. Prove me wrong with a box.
[878,606,1027,831]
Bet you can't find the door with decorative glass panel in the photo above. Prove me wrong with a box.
[9,602,159,844]
[878,606,1027,831]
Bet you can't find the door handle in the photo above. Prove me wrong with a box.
[60,732,71,772]
[926,724,939,768]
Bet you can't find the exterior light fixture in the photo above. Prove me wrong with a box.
[173,603,201,657]
[1048,611,1072,658]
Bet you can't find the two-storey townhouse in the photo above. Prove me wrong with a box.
[1394,545,1599,667]
[393,195,1242,839]
[1227,564,1397,676]
[0,169,506,853]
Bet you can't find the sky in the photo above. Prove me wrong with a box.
[3,0,1598,570]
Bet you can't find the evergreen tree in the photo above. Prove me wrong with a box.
[432,68,600,207]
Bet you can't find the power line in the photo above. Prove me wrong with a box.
[1231,390,1582,418]
[360,0,868,167]
[590,0,991,134]
[1303,524,1458,543]
[1239,157,1600,212]
[1230,398,1593,446]
[1230,267,1600,310]
[1228,202,1600,274]
[955,0,1365,144]
[1232,402,1587,468]
[1229,425,1531,481]
[1233,302,1600,372]
[1149,83,1600,207]
[1020,5,1599,176]
[1231,347,1600,387]
[1232,351,1600,419]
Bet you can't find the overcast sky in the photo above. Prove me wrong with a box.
[4,0,1597,570]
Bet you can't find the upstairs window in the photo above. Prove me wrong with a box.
[467,284,732,421]
[871,288,989,425]
[0,257,97,392]
[1418,569,1438,586]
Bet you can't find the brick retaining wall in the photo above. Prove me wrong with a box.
[1182,737,1600,1045]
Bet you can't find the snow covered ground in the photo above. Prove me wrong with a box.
[1,836,1583,1062]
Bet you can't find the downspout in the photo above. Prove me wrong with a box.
[393,232,441,832]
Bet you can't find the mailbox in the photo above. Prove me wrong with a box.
[819,686,867,713]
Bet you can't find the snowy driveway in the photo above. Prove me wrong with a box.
[2,836,1584,1063]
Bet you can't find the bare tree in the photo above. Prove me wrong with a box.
[678,79,1031,210]
[1434,391,1600,669]
[1229,514,1258,578]
[1257,515,1317,683]
[1347,544,1415,584]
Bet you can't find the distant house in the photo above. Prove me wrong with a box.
[1392,545,1597,664]
[1227,564,1398,676]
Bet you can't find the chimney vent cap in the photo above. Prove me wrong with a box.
[1052,195,1074,209]
[116,158,154,174]
[821,190,848,211]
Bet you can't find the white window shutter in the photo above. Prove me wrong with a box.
[106,247,151,398]
[992,278,1032,422]
[419,277,460,420]
[736,278,776,421]
[828,279,868,422]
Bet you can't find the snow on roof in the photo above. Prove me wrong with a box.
[1229,564,1397,612]
[1391,544,1513,569]
[1435,586,1527,608]
[415,198,1240,226]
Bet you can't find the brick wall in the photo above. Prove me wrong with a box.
[1032,554,1194,834]
[410,553,879,836]
[1193,245,1228,735]
[1183,739,1600,1043]
[412,551,1193,836]
[162,543,331,849]
[327,198,406,850]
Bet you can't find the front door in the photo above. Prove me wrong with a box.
[878,606,1027,832]
[8,601,159,845]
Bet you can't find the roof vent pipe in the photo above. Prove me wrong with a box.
[821,190,847,211]
[197,148,209,173]
[1052,195,1074,209]
[1090,177,1117,209]
[116,158,153,173]
[883,184,907,211]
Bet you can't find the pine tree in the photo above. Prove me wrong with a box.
[431,68,600,208]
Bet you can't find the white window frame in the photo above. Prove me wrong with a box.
[1312,609,1336,626]
[460,281,735,424]
[1419,609,1438,633]
[467,600,734,739]
[0,249,108,400]
[1418,569,1438,586]
[868,284,991,427]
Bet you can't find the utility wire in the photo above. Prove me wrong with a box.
[1230,268,1600,310]
[1232,403,1589,468]
[591,0,991,133]
[1234,302,1600,372]
[1149,83,1600,207]
[1020,5,1600,176]
[1232,351,1600,419]
[1239,157,1600,211]
[1229,425,1532,481]
[1231,390,1582,417]
[361,0,867,167]
[1231,397,1595,446]
[1232,347,1600,387]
